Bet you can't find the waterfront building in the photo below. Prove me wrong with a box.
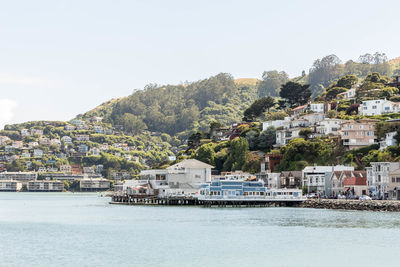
[279,171,302,189]
[388,168,400,200]
[27,180,64,192]
[0,172,37,184]
[368,162,400,199]
[339,119,377,150]
[0,180,22,192]
[344,176,367,196]
[330,170,366,197]
[80,178,110,191]
[302,166,354,195]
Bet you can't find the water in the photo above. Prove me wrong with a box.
[0,193,400,267]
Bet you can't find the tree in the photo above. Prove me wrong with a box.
[345,103,360,115]
[195,143,215,165]
[279,82,311,108]
[257,70,289,97]
[242,153,262,173]
[223,137,249,171]
[258,126,276,151]
[325,87,348,101]
[243,97,275,121]
[299,128,312,139]
[121,113,147,135]
[308,54,343,88]
[336,75,358,89]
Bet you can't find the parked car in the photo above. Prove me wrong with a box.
[359,195,372,201]
[306,193,318,199]
[337,194,346,199]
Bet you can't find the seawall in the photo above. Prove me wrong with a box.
[302,199,400,212]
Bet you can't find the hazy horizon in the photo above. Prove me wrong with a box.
[2,0,400,128]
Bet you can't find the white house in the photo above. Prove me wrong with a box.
[380,132,398,150]
[302,165,354,195]
[20,129,30,137]
[61,136,73,144]
[28,141,39,148]
[337,88,356,100]
[90,147,101,156]
[367,162,400,199]
[262,117,290,131]
[33,149,43,158]
[359,99,399,116]
[315,119,345,136]
[310,103,330,114]
[75,135,90,141]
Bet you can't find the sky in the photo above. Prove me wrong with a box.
[1,0,400,128]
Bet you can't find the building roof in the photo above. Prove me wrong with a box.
[292,104,308,111]
[280,171,302,178]
[344,177,367,186]
[167,159,214,170]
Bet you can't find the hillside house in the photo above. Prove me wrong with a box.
[292,104,308,116]
[30,129,43,136]
[61,136,73,144]
[339,119,377,150]
[337,88,356,100]
[21,129,30,137]
[12,141,23,149]
[75,135,89,141]
[90,147,100,156]
[60,165,72,173]
[380,132,397,150]
[33,149,43,158]
[0,136,10,146]
[359,99,399,116]
[65,125,75,131]
[28,141,39,148]
[315,118,344,137]
[38,137,50,145]
[78,144,89,154]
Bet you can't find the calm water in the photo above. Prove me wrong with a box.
[0,193,400,267]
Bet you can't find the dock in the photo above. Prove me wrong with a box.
[110,194,304,207]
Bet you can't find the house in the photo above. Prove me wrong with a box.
[20,129,30,137]
[367,162,400,199]
[28,141,39,148]
[124,154,132,161]
[21,151,31,158]
[4,145,14,153]
[310,103,330,114]
[379,131,397,150]
[111,171,131,180]
[38,137,50,145]
[262,118,290,131]
[65,125,75,131]
[329,171,366,197]
[50,139,61,146]
[27,180,64,192]
[76,124,90,130]
[302,165,354,195]
[61,136,72,145]
[37,167,47,173]
[0,136,10,146]
[93,126,103,134]
[263,153,283,173]
[12,141,23,149]
[80,178,110,191]
[388,168,400,200]
[299,113,325,125]
[60,165,72,173]
[279,171,302,189]
[344,176,367,196]
[78,144,89,154]
[90,147,100,156]
[339,119,378,150]
[48,167,58,172]
[91,116,103,123]
[210,127,231,141]
[33,149,43,158]
[292,104,308,117]
[83,166,95,174]
[96,165,104,173]
[315,119,344,137]
[70,120,85,126]
[75,135,89,141]
[0,180,22,192]
[337,88,356,100]
[139,159,214,194]
[99,144,109,151]
[30,129,43,136]
[104,129,113,135]
[359,99,399,116]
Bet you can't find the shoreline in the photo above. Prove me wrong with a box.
[301,199,400,212]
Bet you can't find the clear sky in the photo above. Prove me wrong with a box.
[1,0,400,128]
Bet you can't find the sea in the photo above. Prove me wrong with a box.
[0,193,399,267]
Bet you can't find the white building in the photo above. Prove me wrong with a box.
[0,180,22,191]
[359,99,399,116]
[315,119,345,136]
[61,136,73,144]
[367,162,400,199]
[337,88,356,100]
[80,178,110,191]
[380,132,398,150]
[21,129,30,137]
[302,165,354,195]
[0,172,38,183]
[138,159,214,195]
[33,149,43,158]
[75,135,90,142]
[28,141,39,148]
[90,147,101,156]
[60,165,72,173]
[262,117,290,131]
[28,180,64,192]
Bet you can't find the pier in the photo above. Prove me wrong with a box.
[110,194,304,207]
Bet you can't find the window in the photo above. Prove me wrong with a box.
[372,106,377,109]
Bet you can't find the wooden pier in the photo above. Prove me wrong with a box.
[110,194,304,207]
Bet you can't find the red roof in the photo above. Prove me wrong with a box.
[293,104,307,111]
[344,177,366,186]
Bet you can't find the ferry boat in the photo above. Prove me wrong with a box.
[197,178,304,201]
